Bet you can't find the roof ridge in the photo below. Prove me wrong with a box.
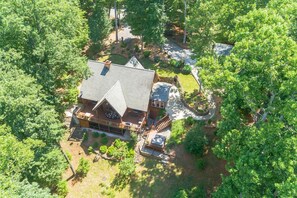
[88,59,155,73]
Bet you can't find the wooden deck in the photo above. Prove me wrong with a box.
[75,103,146,132]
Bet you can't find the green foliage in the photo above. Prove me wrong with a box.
[0,0,89,113]
[118,158,136,177]
[65,151,72,161]
[125,0,167,46]
[107,145,116,157]
[92,132,100,138]
[83,132,89,142]
[101,137,109,145]
[168,120,186,146]
[88,146,94,154]
[196,159,206,170]
[0,125,34,176]
[88,2,111,48]
[28,149,68,188]
[134,45,140,52]
[184,117,195,127]
[0,174,53,198]
[143,50,151,58]
[0,62,64,143]
[182,65,192,74]
[93,142,99,149]
[56,180,68,198]
[100,133,107,138]
[196,2,297,196]
[76,158,90,178]
[184,123,208,157]
[114,139,124,148]
[175,189,188,198]
[99,145,108,154]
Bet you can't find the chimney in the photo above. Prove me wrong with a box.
[104,60,112,69]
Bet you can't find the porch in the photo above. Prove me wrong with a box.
[74,102,146,133]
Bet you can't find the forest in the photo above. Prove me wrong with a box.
[0,0,296,197]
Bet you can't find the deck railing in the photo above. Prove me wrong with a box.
[75,108,140,132]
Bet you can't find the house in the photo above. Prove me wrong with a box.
[74,58,159,135]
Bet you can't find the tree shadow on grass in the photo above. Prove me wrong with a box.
[129,159,196,198]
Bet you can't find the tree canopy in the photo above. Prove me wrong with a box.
[195,2,297,196]
[125,0,167,47]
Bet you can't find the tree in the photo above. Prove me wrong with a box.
[0,174,54,198]
[197,6,297,196]
[184,122,208,157]
[88,1,111,50]
[0,54,64,144]
[188,0,270,56]
[0,0,89,113]
[125,0,167,49]
[0,125,34,176]
[119,158,136,177]
[28,149,68,188]
[76,158,90,178]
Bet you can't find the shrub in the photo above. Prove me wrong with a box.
[127,148,135,158]
[175,189,188,198]
[184,123,208,156]
[119,158,136,177]
[185,117,195,127]
[167,120,185,146]
[143,50,151,58]
[196,159,206,170]
[92,132,100,138]
[56,180,68,197]
[134,45,140,52]
[100,133,107,138]
[65,151,72,161]
[128,132,137,148]
[154,55,160,63]
[76,158,90,177]
[182,65,192,74]
[83,132,88,142]
[120,41,127,48]
[88,146,94,154]
[114,139,123,148]
[100,145,108,154]
[101,136,108,145]
[107,145,116,157]
[93,142,99,149]
[189,185,206,198]
[169,59,177,67]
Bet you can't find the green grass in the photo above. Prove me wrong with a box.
[157,69,198,94]
[98,54,128,65]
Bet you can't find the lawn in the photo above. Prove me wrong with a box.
[61,123,227,198]
[157,68,198,94]
[98,54,129,65]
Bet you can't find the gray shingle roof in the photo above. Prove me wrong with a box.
[92,81,127,116]
[151,82,171,102]
[80,60,155,112]
[125,56,144,69]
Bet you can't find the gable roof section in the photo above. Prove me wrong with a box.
[125,56,144,69]
[92,81,127,117]
[80,60,155,112]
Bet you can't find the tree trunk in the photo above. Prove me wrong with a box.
[183,0,187,44]
[108,2,112,17]
[141,35,144,51]
[114,0,118,42]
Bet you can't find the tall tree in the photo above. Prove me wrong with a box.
[0,0,89,113]
[88,1,111,49]
[125,0,167,49]
[197,7,297,197]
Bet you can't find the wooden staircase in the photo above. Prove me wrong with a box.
[155,114,172,132]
